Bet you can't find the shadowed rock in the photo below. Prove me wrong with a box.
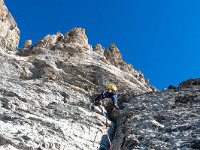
[37,31,64,49]
[178,78,200,88]
[168,85,176,90]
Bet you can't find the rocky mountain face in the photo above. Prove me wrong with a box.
[0,0,20,50]
[0,2,199,150]
[0,2,153,150]
[18,28,153,96]
[110,85,200,149]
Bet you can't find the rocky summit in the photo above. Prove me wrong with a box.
[0,1,199,150]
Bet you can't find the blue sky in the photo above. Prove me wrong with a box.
[6,0,200,90]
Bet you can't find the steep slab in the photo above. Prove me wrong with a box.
[112,84,200,149]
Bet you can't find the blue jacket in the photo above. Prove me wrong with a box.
[96,89,118,105]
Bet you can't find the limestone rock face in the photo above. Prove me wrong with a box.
[0,3,199,149]
[110,82,200,150]
[0,36,153,149]
[0,10,153,149]
[0,0,20,50]
[0,45,116,150]
[0,2,165,150]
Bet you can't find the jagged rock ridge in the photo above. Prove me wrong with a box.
[1,2,199,150]
[18,28,153,96]
[0,2,154,150]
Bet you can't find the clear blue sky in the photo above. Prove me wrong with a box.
[6,0,200,90]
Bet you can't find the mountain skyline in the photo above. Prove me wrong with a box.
[5,0,200,90]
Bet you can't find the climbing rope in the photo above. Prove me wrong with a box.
[100,105,112,150]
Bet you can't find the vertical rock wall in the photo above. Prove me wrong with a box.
[0,0,20,50]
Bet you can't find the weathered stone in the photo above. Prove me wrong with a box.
[178,78,200,88]
[175,95,197,104]
[0,18,154,150]
[104,44,135,74]
[0,0,20,50]
[93,44,105,53]
[37,31,64,49]
[104,44,122,64]
[64,28,88,46]
[23,40,32,49]
[145,78,149,86]
[3,2,200,150]
[112,81,200,150]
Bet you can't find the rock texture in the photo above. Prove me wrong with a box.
[110,85,200,150]
[0,0,20,50]
[104,44,154,90]
[64,28,88,46]
[0,3,154,149]
[17,29,152,96]
[104,44,133,73]
[178,78,200,88]
[0,45,118,150]
[0,34,152,150]
[23,40,32,49]
[1,2,199,150]
[93,44,105,54]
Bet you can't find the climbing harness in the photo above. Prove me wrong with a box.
[101,88,108,100]
[100,105,112,150]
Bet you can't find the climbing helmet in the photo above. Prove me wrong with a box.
[107,84,117,92]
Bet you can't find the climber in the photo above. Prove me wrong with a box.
[94,84,119,109]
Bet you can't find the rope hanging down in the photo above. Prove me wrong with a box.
[100,105,112,150]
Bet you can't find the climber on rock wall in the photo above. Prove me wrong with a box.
[94,84,119,109]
